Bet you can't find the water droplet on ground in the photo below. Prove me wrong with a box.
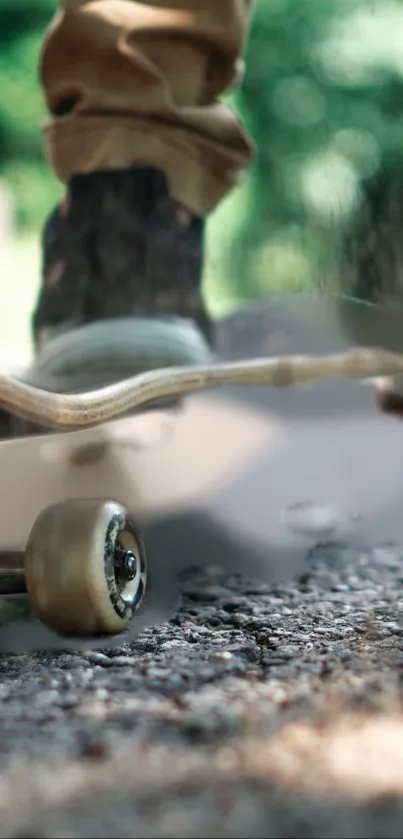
[281,501,343,537]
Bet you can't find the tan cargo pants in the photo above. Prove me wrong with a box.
[41,1,255,216]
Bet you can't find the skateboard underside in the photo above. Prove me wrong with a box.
[2,296,403,652]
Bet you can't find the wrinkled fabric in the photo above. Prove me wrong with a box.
[41,1,255,214]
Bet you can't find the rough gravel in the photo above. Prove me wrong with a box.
[1,539,403,836]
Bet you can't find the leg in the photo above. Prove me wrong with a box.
[41,1,254,216]
[32,1,255,364]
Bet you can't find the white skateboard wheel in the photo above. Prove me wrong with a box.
[24,499,147,637]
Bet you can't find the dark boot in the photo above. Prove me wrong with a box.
[3,166,214,436]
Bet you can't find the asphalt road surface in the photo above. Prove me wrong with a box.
[1,298,403,837]
[1,541,403,838]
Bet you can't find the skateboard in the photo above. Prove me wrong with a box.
[1,296,403,653]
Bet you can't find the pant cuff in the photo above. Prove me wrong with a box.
[43,112,255,216]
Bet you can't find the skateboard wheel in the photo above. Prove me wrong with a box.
[24,499,147,638]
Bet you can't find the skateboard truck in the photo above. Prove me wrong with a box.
[0,344,402,640]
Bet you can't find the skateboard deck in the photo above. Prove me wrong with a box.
[1,296,403,652]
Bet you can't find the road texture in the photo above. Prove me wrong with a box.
[1,539,403,838]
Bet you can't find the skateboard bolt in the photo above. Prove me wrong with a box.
[114,547,138,582]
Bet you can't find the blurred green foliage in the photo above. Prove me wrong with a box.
[206,0,403,309]
[0,0,62,229]
[0,0,402,307]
